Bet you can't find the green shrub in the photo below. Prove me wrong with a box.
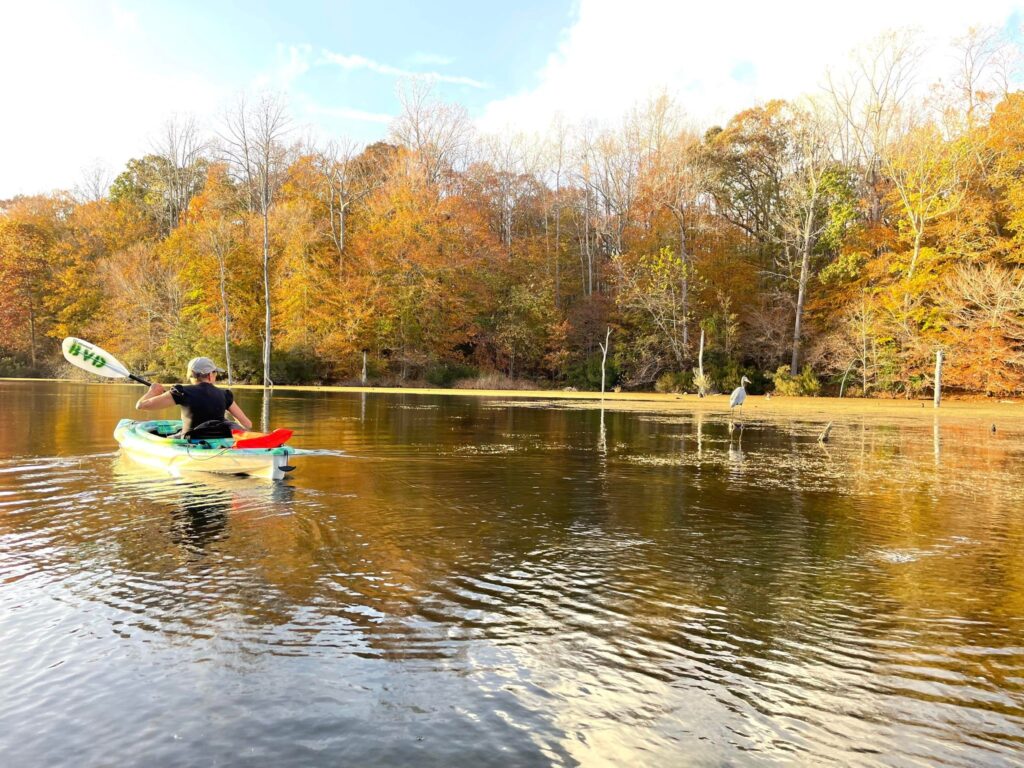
[741,368,772,395]
[359,357,385,383]
[425,362,478,388]
[655,370,692,394]
[215,344,329,384]
[567,352,620,390]
[271,349,329,384]
[708,357,744,393]
[772,365,821,396]
[0,353,41,378]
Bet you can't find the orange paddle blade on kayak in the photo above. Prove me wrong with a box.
[232,429,294,449]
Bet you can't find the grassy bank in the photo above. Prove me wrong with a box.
[7,377,1022,428]
[259,384,1023,428]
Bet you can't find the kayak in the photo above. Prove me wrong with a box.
[114,419,304,480]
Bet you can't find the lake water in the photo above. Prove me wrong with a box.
[1,381,1023,766]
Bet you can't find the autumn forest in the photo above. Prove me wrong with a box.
[2,30,1024,396]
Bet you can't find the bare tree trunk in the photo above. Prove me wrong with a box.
[219,93,290,388]
[584,187,592,296]
[543,206,551,284]
[217,254,233,384]
[839,360,854,397]
[28,305,37,369]
[554,188,561,308]
[338,205,345,256]
[861,292,869,395]
[908,224,924,283]
[698,327,704,378]
[262,209,272,386]
[551,121,566,308]
[678,216,689,352]
[791,241,811,375]
[328,191,346,271]
[697,326,707,397]
[598,327,611,394]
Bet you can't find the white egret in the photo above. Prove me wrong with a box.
[729,376,751,410]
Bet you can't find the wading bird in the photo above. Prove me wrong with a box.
[729,376,751,411]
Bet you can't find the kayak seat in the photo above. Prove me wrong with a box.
[146,422,182,438]
[187,438,234,449]
[136,422,233,448]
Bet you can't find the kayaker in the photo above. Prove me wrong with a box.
[135,357,252,438]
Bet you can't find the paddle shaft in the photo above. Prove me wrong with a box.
[128,373,153,387]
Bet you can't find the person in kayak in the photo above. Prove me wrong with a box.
[135,357,252,439]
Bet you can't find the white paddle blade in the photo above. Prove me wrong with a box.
[62,337,131,379]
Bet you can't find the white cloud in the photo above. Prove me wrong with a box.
[305,104,393,124]
[0,2,223,198]
[109,3,141,35]
[479,0,1023,133]
[252,44,315,91]
[321,50,488,88]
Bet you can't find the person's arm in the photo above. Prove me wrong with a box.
[227,401,253,430]
[136,383,176,411]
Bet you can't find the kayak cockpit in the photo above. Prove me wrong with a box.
[114,419,300,480]
[137,420,234,448]
[143,420,184,438]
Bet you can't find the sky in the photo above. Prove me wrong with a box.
[1,0,1022,198]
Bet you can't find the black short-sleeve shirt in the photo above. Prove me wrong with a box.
[170,382,234,436]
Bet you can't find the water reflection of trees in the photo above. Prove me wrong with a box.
[4,384,1024,760]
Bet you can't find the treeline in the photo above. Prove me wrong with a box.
[2,30,1024,395]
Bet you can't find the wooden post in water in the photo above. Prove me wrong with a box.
[698,327,706,397]
[934,349,944,408]
[598,327,611,395]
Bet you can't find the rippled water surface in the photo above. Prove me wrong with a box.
[2,382,1023,766]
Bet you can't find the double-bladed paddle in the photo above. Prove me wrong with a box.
[61,337,152,386]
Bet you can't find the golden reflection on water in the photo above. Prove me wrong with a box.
[1,382,1023,765]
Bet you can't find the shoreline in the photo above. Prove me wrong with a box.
[4,377,1023,426]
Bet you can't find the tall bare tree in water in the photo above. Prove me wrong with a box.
[219,93,290,386]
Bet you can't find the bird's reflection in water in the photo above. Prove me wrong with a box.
[727,421,746,474]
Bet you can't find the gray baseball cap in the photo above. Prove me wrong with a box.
[187,357,225,377]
